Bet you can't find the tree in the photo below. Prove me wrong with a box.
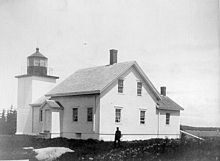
[0,106,17,135]
[6,108,17,134]
[0,109,6,134]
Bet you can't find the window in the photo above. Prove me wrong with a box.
[40,60,46,67]
[115,108,121,123]
[140,110,145,124]
[166,113,170,125]
[87,108,93,122]
[39,110,43,122]
[137,82,142,96]
[34,59,40,66]
[72,108,78,122]
[118,79,124,93]
[76,133,82,138]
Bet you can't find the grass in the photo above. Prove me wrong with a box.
[0,135,220,161]
[185,130,220,138]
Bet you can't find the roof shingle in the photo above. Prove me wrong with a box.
[157,96,184,111]
[42,60,183,111]
[46,61,135,96]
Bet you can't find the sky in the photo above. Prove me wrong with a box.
[0,0,219,127]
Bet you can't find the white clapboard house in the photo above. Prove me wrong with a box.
[16,48,183,140]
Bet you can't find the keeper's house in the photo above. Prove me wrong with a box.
[16,48,183,141]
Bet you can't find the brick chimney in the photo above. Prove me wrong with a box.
[160,86,166,96]
[110,49,117,65]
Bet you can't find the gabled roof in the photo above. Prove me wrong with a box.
[157,96,184,111]
[30,96,63,109]
[31,97,64,110]
[42,100,63,109]
[36,60,183,111]
[46,61,162,100]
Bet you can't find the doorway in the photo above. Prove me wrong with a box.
[51,112,60,138]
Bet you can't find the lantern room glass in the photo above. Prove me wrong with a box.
[27,58,47,67]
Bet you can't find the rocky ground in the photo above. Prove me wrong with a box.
[0,135,220,161]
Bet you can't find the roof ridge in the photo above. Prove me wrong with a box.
[75,60,136,72]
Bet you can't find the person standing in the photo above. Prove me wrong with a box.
[114,127,122,148]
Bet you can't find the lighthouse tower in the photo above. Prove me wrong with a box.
[15,48,59,134]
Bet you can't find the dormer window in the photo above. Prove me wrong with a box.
[118,79,124,93]
[137,82,142,96]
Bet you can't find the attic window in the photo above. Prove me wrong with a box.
[137,82,142,96]
[118,79,124,93]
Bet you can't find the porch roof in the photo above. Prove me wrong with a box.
[42,100,64,110]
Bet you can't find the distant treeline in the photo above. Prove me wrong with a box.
[181,125,220,131]
[0,108,17,135]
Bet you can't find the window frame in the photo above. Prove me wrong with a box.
[140,110,146,124]
[72,108,78,122]
[34,59,40,66]
[118,79,124,93]
[39,109,43,122]
[115,108,122,123]
[166,113,170,125]
[137,81,142,96]
[87,107,93,122]
[40,60,46,67]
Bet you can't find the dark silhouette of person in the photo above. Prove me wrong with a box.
[114,127,122,148]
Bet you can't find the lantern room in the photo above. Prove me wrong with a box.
[27,48,48,76]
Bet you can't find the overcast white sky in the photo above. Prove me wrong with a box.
[0,0,219,127]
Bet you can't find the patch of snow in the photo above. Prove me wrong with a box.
[33,147,74,161]
[23,147,34,150]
